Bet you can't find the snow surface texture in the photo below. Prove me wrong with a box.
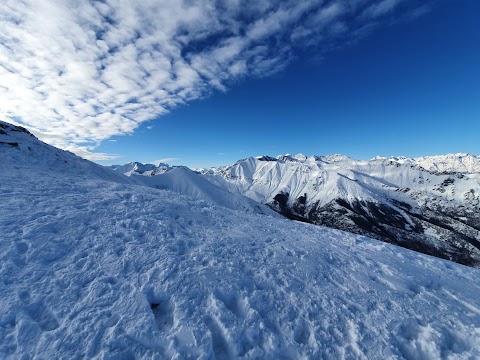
[200,154,480,267]
[3,169,480,359]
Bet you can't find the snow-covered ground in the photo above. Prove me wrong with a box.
[1,121,480,358]
[2,168,480,359]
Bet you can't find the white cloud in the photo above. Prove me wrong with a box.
[0,0,427,160]
[64,145,121,161]
[362,0,401,19]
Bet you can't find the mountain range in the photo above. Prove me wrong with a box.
[112,153,480,267]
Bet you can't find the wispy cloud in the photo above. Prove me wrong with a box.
[65,145,121,161]
[0,0,427,159]
[362,0,401,19]
[153,158,179,165]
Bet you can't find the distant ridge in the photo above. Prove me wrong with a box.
[200,153,480,267]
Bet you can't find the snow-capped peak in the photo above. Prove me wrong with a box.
[369,153,480,173]
[110,162,172,176]
[255,155,278,162]
[280,153,309,162]
[318,154,355,163]
[413,153,480,174]
[273,153,355,164]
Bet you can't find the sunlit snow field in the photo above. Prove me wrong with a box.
[1,122,480,359]
[1,169,480,359]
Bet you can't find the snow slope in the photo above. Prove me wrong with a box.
[2,156,480,359]
[112,163,276,216]
[0,121,132,184]
[200,154,480,267]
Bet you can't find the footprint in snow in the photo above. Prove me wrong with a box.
[150,299,175,332]
[19,298,60,332]
[215,290,249,319]
[16,241,29,254]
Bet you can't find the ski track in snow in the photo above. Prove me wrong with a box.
[1,167,480,359]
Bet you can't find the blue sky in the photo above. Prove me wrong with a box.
[1,1,478,168]
[97,0,479,168]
